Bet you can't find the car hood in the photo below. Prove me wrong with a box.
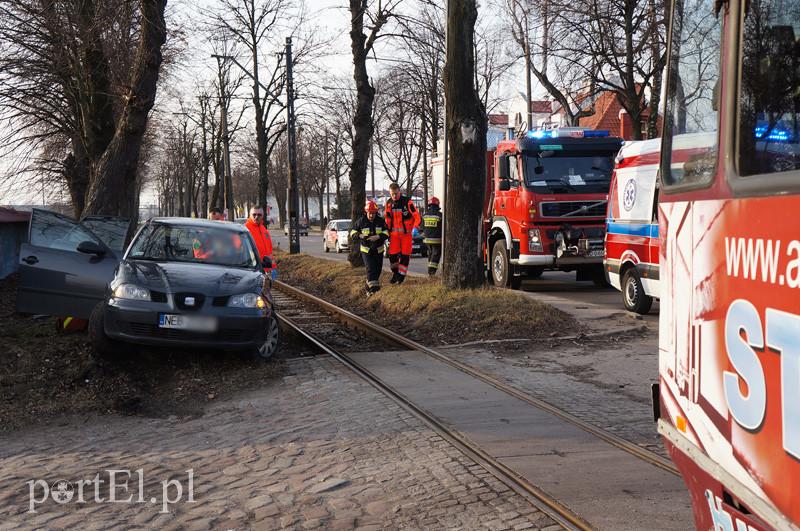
[117,260,265,295]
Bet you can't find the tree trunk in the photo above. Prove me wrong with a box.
[82,0,167,234]
[443,0,487,289]
[347,0,376,267]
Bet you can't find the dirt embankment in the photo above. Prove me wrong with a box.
[0,276,288,433]
[276,253,581,346]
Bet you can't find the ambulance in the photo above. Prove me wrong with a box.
[604,138,660,314]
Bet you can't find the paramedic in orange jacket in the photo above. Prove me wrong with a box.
[384,182,421,284]
[245,206,277,279]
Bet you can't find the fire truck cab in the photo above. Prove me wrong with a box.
[485,128,623,289]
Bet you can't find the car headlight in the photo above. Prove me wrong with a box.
[528,229,543,252]
[113,284,150,301]
[228,293,266,308]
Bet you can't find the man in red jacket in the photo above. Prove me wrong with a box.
[385,183,421,284]
[245,206,276,278]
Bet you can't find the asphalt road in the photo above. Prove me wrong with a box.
[271,230,659,322]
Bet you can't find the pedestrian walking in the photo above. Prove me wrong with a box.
[384,182,420,284]
[350,200,389,296]
[245,206,277,279]
[422,197,443,276]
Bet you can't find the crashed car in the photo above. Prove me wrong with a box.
[16,210,279,359]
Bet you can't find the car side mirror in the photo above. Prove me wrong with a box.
[77,240,106,256]
[497,154,510,180]
[498,179,511,192]
[262,256,273,269]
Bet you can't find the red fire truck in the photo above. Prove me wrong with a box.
[483,129,624,289]
[657,0,799,529]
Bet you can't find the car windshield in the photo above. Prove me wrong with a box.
[336,221,351,230]
[523,151,615,194]
[127,224,258,268]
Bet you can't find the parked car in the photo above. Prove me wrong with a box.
[283,221,309,236]
[16,210,280,359]
[323,219,351,253]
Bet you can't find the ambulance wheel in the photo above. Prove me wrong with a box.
[89,302,122,359]
[491,240,521,290]
[622,268,653,315]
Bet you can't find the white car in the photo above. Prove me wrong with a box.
[323,219,351,253]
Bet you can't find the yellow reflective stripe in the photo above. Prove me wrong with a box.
[428,262,439,269]
[367,280,380,287]
[361,228,371,235]
[360,245,371,253]
[349,229,358,237]
[423,238,441,244]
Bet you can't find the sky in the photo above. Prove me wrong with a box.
[0,0,525,208]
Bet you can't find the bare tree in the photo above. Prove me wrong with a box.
[346,0,401,266]
[443,0,487,289]
[557,0,667,139]
[0,0,170,226]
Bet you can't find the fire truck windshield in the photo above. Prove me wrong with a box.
[522,151,614,194]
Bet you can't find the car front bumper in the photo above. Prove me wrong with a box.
[104,301,271,350]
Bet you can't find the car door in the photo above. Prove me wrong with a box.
[16,209,124,319]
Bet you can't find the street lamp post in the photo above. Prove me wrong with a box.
[285,37,300,254]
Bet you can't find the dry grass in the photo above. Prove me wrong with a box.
[276,253,580,345]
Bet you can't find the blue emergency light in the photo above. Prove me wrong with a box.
[583,130,610,137]
[526,128,610,139]
[755,125,792,142]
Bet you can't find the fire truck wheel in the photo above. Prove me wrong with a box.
[491,240,521,290]
[622,268,653,314]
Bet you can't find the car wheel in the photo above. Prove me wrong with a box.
[491,240,521,290]
[255,314,280,360]
[88,302,122,359]
[335,241,342,253]
[622,268,653,314]
[323,238,329,252]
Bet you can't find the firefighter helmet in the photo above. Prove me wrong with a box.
[364,200,379,213]
[429,196,440,206]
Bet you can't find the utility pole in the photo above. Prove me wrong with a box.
[285,37,300,254]
[213,54,235,221]
[370,138,376,199]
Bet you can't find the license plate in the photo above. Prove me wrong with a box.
[589,249,604,257]
[158,314,217,332]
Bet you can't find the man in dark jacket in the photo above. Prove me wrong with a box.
[350,200,389,296]
[422,197,443,276]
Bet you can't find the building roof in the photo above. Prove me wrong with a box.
[0,207,30,224]
[488,114,509,126]
[531,100,552,114]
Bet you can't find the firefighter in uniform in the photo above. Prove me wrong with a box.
[422,197,443,276]
[350,200,389,296]
[385,183,421,284]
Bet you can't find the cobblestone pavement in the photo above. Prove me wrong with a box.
[451,326,666,458]
[0,357,558,530]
